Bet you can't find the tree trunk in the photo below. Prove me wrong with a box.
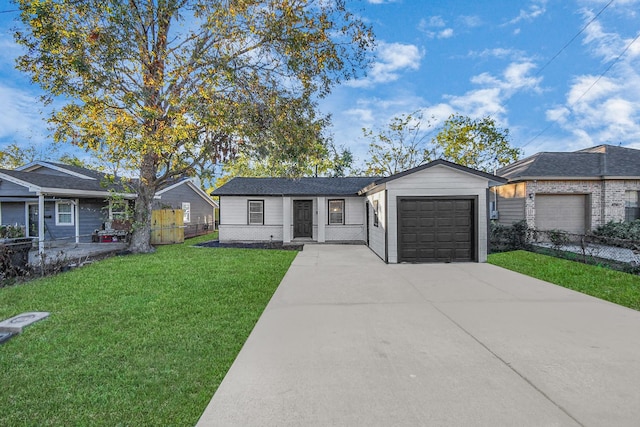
[128,152,158,253]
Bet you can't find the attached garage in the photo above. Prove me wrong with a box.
[397,197,475,262]
[363,160,505,264]
[535,194,588,234]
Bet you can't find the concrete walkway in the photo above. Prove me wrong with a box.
[197,245,640,427]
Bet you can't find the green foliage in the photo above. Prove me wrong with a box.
[489,220,531,252]
[0,143,50,169]
[547,229,570,251]
[217,141,357,187]
[14,0,375,252]
[363,111,434,176]
[0,225,26,239]
[0,236,297,425]
[489,250,640,311]
[432,114,521,172]
[592,220,640,241]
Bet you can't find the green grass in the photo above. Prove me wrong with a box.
[0,233,297,426]
[488,250,640,311]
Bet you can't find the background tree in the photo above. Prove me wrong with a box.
[0,143,40,169]
[362,111,433,176]
[14,0,374,253]
[432,114,521,172]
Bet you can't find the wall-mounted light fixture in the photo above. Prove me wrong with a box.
[528,193,534,200]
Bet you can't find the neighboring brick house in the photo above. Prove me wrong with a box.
[494,144,640,234]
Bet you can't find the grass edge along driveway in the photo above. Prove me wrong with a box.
[0,235,297,426]
[489,250,640,311]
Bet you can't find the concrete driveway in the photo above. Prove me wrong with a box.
[197,245,640,426]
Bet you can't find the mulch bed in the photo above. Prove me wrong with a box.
[194,240,304,251]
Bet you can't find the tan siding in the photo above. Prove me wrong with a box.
[497,197,525,225]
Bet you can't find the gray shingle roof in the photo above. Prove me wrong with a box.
[497,145,640,179]
[212,177,377,196]
[0,168,134,194]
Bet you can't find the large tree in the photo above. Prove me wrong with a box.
[362,111,433,176]
[14,0,374,252]
[432,114,520,172]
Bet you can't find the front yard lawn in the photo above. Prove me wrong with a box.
[489,250,640,311]
[0,234,297,426]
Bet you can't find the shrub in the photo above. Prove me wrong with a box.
[592,220,640,241]
[547,229,570,251]
[0,225,26,239]
[490,220,532,252]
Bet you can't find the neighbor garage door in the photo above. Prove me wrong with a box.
[398,198,475,263]
[535,194,587,234]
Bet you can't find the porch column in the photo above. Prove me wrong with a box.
[75,198,80,244]
[317,196,326,243]
[38,193,45,255]
[282,197,291,243]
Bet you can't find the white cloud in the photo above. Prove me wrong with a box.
[347,42,423,88]
[418,16,453,39]
[0,85,50,148]
[438,28,454,39]
[458,15,482,28]
[544,10,640,146]
[505,1,547,25]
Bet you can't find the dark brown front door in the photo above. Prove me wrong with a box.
[293,200,313,238]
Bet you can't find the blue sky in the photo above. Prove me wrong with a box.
[0,0,639,167]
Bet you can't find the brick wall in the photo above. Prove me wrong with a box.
[524,179,640,230]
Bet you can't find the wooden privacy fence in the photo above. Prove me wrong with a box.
[151,209,184,245]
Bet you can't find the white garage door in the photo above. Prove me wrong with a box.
[535,194,588,234]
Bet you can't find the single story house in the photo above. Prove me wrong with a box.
[494,144,640,234]
[0,161,217,251]
[153,177,218,237]
[213,159,506,263]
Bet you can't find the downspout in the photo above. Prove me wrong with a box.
[38,193,45,255]
[75,198,80,245]
[384,189,389,263]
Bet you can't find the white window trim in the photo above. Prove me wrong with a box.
[55,201,75,226]
[373,200,379,227]
[328,199,345,225]
[182,202,191,223]
[109,200,129,220]
[248,200,264,225]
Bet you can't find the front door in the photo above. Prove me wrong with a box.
[27,203,39,238]
[293,200,313,238]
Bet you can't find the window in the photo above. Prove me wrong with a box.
[625,191,640,222]
[328,199,344,225]
[373,200,379,227]
[182,202,191,223]
[109,200,129,220]
[55,201,74,226]
[248,200,264,225]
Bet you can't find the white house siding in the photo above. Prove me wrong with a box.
[289,196,365,242]
[383,165,490,263]
[219,196,283,242]
[366,190,386,261]
[219,195,367,243]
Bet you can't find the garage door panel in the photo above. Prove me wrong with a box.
[535,195,587,234]
[398,198,474,263]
